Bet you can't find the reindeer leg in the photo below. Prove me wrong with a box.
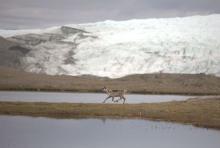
[122,96,126,104]
[103,96,111,103]
[112,97,115,102]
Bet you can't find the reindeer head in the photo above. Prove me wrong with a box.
[102,86,108,92]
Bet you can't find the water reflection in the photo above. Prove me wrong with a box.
[0,116,219,148]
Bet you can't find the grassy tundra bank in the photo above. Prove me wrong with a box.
[1,66,220,95]
[0,98,220,129]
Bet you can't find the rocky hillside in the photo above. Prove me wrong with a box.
[0,14,220,78]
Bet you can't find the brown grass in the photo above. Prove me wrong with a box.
[1,66,220,95]
[0,98,220,129]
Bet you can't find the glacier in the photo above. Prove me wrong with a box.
[1,14,220,78]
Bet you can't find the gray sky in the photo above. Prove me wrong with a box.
[0,0,220,29]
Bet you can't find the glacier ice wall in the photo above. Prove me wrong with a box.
[1,14,220,78]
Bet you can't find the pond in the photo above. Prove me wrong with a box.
[0,115,220,148]
[0,91,193,103]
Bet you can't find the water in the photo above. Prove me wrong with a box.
[0,115,220,148]
[0,91,192,103]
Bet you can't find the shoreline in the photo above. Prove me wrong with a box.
[1,98,220,130]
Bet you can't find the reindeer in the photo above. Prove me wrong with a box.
[102,86,127,104]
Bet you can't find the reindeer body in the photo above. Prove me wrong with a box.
[102,87,127,104]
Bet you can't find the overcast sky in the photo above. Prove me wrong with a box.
[0,0,220,29]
